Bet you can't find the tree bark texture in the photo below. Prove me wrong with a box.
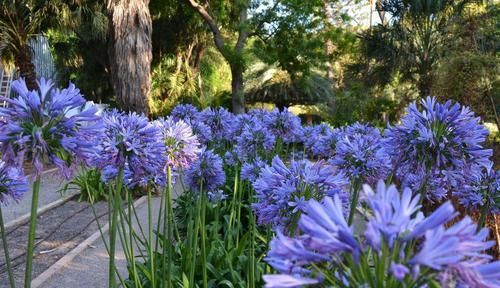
[185,0,247,114]
[231,66,245,114]
[15,45,38,90]
[107,0,152,115]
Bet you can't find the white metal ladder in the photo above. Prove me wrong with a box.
[0,68,13,107]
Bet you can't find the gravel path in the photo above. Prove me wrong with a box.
[2,169,77,226]
[0,200,110,288]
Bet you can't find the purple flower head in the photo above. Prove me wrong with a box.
[264,195,359,285]
[263,275,318,288]
[264,108,303,144]
[97,110,167,188]
[302,124,331,155]
[385,96,492,201]
[252,156,348,229]
[235,121,276,161]
[311,126,340,158]
[241,158,266,182]
[170,104,199,122]
[207,189,227,202]
[454,163,500,213]
[264,181,499,286]
[187,119,212,144]
[0,78,101,178]
[154,117,201,170]
[0,160,28,205]
[185,148,226,192]
[363,181,422,251]
[330,123,391,184]
[390,263,410,280]
[223,150,238,166]
[199,107,235,141]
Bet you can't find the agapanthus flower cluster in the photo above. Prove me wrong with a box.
[170,104,199,122]
[154,117,201,170]
[170,104,212,144]
[96,110,167,188]
[330,122,391,184]
[454,164,500,213]
[304,124,338,158]
[0,160,28,205]
[264,181,499,287]
[263,108,303,144]
[241,158,266,182]
[385,96,492,201]
[0,78,101,178]
[185,148,226,193]
[252,156,348,230]
[235,120,276,161]
[198,107,235,141]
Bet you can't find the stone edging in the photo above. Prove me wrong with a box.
[31,195,148,288]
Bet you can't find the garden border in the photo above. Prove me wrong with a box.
[4,168,69,230]
[31,195,147,288]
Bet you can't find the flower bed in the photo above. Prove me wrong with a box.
[0,79,498,287]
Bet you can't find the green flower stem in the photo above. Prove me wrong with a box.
[0,205,16,288]
[24,175,41,288]
[127,191,139,288]
[201,190,208,288]
[166,166,173,288]
[478,201,489,232]
[147,188,155,288]
[348,178,361,226]
[109,167,124,288]
[248,210,256,288]
[189,181,202,288]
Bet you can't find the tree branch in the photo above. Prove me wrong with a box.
[235,5,248,53]
[184,0,226,55]
[248,0,282,37]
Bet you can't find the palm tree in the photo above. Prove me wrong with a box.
[107,0,152,116]
[361,0,470,97]
[0,0,45,90]
[0,0,100,91]
[245,63,333,109]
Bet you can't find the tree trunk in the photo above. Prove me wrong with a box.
[15,45,38,90]
[107,0,152,116]
[231,66,245,114]
[323,0,336,90]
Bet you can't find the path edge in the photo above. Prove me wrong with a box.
[31,195,147,288]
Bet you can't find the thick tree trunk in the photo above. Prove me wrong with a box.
[15,45,38,90]
[107,0,152,116]
[231,66,245,114]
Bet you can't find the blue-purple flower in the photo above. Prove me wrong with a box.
[0,78,101,178]
[235,121,276,161]
[263,274,318,288]
[154,117,201,170]
[263,108,303,144]
[330,123,390,184]
[241,158,266,182]
[96,110,167,187]
[454,163,500,213]
[310,126,339,158]
[385,96,492,201]
[170,104,199,122]
[0,160,28,205]
[185,148,226,192]
[264,181,499,286]
[252,156,348,229]
[198,107,235,141]
[301,124,331,155]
